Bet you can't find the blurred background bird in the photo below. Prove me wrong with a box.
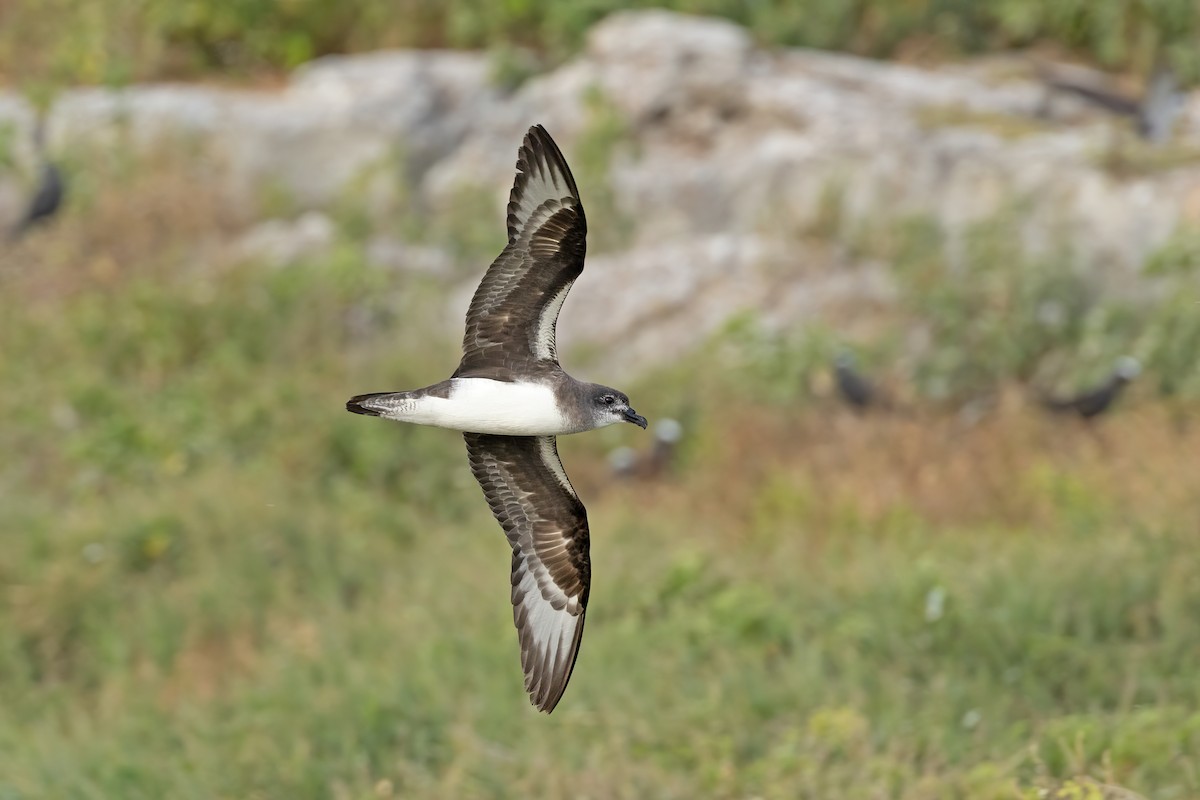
[1041,356,1142,420]
[609,417,684,480]
[1036,60,1183,143]
[833,350,876,412]
[9,112,65,242]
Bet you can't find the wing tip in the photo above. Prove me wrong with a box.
[507,123,582,242]
[523,124,557,157]
[524,124,577,188]
[466,434,591,715]
[523,609,587,714]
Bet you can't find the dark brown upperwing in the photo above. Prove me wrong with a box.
[454,126,587,379]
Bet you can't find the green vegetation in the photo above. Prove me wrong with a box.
[1092,137,1200,177]
[2,0,1198,88]
[915,104,1054,140]
[573,86,637,252]
[2,132,1199,799]
[774,189,1200,404]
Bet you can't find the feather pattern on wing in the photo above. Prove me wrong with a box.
[455,125,587,379]
[464,432,590,713]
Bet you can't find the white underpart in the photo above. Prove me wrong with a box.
[537,436,576,498]
[535,283,572,361]
[387,378,570,436]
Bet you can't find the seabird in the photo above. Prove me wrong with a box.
[9,115,65,241]
[647,418,683,474]
[1041,356,1141,420]
[608,445,639,478]
[1137,64,1184,143]
[1036,61,1183,143]
[346,125,647,713]
[609,417,684,479]
[834,350,875,411]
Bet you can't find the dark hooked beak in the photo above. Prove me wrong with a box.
[622,407,648,429]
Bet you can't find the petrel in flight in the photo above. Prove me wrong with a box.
[346,125,647,713]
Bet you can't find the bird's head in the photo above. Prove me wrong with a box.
[654,417,683,445]
[586,384,647,430]
[1114,355,1142,382]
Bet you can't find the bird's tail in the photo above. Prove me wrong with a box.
[1035,390,1073,413]
[346,392,412,417]
[347,381,452,421]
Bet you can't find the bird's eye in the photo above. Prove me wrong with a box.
[601,395,615,405]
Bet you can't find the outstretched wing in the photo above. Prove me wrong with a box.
[464,433,590,713]
[455,125,587,379]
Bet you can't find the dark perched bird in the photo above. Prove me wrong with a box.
[1042,356,1141,420]
[610,418,683,479]
[1137,64,1184,142]
[346,125,647,713]
[834,351,875,411]
[1036,62,1182,143]
[9,117,65,241]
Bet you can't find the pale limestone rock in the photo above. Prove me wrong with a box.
[364,237,456,276]
[18,49,497,216]
[229,211,335,267]
[1,9,1199,371]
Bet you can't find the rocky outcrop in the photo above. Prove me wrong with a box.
[2,10,1198,371]
[555,236,898,373]
[3,50,499,216]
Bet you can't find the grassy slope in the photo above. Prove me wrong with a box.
[1,166,1199,800]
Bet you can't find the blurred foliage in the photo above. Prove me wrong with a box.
[1140,227,1200,397]
[1093,136,1200,177]
[574,85,636,252]
[711,313,840,405]
[0,121,16,171]
[915,104,1055,140]
[889,213,1106,399]
[1,0,1198,86]
[720,203,1200,405]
